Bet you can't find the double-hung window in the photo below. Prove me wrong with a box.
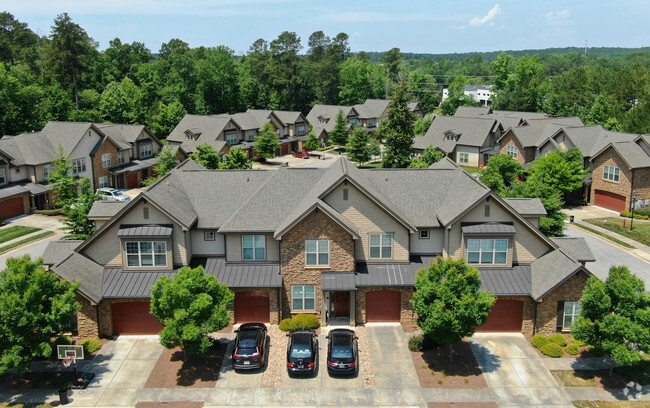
[292,285,315,311]
[247,130,255,140]
[99,176,109,188]
[459,153,469,164]
[42,164,54,180]
[296,125,305,136]
[369,234,392,259]
[467,239,508,265]
[507,145,518,159]
[305,240,329,266]
[125,241,167,267]
[101,153,111,168]
[563,302,581,330]
[242,235,265,260]
[603,165,620,182]
[226,133,238,145]
[72,158,86,174]
[118,151,126,165]
[140,144,152,158]
[0,168,5,184]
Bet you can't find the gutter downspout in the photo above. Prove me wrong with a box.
[533,301,539,334]
[95,303,101,337]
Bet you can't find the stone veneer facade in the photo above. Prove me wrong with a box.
[92,138,120,189]
[532,272,589,335]
[591,146,650,211]
[280,211,355,321]
[76,295,99,339]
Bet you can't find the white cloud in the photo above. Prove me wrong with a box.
[469,4,501,27]
[544,10,572,25]
[320,11,463,24]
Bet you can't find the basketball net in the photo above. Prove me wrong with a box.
[62,356,74,368]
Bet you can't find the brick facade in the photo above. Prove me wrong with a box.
[499,131,536,165]
[355,286,415,324]
[591,146,650,211]
[532,272,589,335]
[92,138,120,189]
[280,210,355,321]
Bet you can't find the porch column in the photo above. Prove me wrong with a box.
[321,291,329,327]
[349,291,356,326]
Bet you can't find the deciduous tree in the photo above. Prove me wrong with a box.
[346,127,373,165]
[479,154,523,194]
[221,146,252,169]
[143,143,178,185]
[190,143,222,170]
[48,146,77,209]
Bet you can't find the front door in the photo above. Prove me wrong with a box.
[335,291,349,318]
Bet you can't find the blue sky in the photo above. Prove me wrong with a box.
[6,0,649,54]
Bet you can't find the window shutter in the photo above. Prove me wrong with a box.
[556,301,565,330]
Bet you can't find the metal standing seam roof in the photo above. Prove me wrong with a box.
[355,256,435,287]
[479,266,531,296]
[109,158,157,174]
[461,222,516,235]
[321,273,357,291]
[200,257,282,288]
[117,224,173,237]
[103,268,177,298]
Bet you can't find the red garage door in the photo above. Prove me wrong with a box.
[477,299,523,332]
[0,196,25,220]
[366,290,401,322]
[126,173,138,188]
[235,291,270,323]
[281,143,289,155]
[112,302,163,335]
[594,190,626,212]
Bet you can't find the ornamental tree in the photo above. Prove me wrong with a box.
[255,121,280,161]
[572,266,650,371]
[190,143,222,169]
[48,145,77,209]
[150,266,234,360]
[329,109,348,148]
[221,146,252,169]
[346,127,373,165]
[143,142,178,185]
[381,80,416,168]
[303,126,320,153]
[0,255,80,375]
[412,258,495,361]
[61,176,98,240]
[528,148,588,194]
[479,154,523,194]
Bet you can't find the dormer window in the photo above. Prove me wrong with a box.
[226,133,238,145]
[444,133,456,141]
[186,132,194,140]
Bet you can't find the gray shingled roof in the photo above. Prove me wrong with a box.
[52,252,104,303]
[117,224,173,237]
[166,114,235,153]
[461,222,516,235]
[42,240,82,266]
[550,237,596,263]
[354,99,389,119]
[530,249,583,300]
[88,201,128,219]
[0,183,30,200]
[453,106,492,117]
[322,273,357,291]
[479,266,531,295]
[414,116,497,151]
[594,141,650,169]
[503,198,547,217]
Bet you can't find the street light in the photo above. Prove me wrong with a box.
[630,193,638,231]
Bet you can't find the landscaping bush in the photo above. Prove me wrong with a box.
[588,345,606,356]
[548,333,568,347]
[620,210,649,220]
[408,334,438,352]
[540,342,564,358]
[572,338,586,347]
[81,339,102,355]
[531,334,548,349]
[279,318,294,331]
[279,314,319,331]
[636,207,650,217]
[566,343,580,355]
[34,209,64,216]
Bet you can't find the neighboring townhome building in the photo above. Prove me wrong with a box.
[413,116,502,166]
[45,157,593,339]
[166,114,238,155]
[589,135,650,212]
[306,104,358,143]
[0,122,104,219]
[443,85,496,106]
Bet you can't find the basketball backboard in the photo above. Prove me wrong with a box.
[57,344,84,360]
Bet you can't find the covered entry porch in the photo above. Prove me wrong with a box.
[321,272,356,326]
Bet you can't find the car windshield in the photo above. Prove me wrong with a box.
[238,331,258,349]
[331,337,352,358]
[290,343,312,358]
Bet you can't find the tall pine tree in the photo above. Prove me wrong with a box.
[382,81,415,168]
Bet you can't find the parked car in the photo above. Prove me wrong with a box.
[326,328,358,375]
[96,188,131,202]
[232,323,268,370]
[292,151,310,159]
[286,328,318,375]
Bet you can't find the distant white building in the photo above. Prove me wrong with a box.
[442,84,495,106]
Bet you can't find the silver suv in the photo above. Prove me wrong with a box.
[96,188,131,202]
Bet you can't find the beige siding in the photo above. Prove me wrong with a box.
[449,198,551,265]
[323,183,409,262]
[455,145,480,167]
[191,230,225,255]
[225,233,279,262]
[410,228,444,254]
[538,141,556,158]
[555,131,574,151]
[84,200,187,267]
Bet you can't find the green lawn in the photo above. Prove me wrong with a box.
[574,402,650,408]
[0,231,55,253]
[460,165,483,174]
[572,223,636,249]
[356,162,383,169]
[0,226,40,244]
[584,217,650,247]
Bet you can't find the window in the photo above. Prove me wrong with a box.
[348,118,357,125]
[419,230,429,239]
[0,168,5,184]
[125,241,167,267]
[186,132,194,140]
[367,119,374,128]
[603,165,620,182]
[369,234,392,259]
[292,285,315,310]
[563,302,581,330]
[99,176,108,188]
[506,145,518,159]
[140,144,152,158]
[42,164,54,180]
[101,153,111,168]
[467,239,508,265]
[204,231,215,241]
[226,133,238,145]
[118,151,126,165]
[305,240,329,266]
[296,125,306,136]
[247,130,255,140]
[72,158,86,174]
[444,133,455,141]
[15,167,20,173]
[242,235,265,260]
[459,153,469,164]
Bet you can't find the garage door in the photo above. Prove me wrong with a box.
[366,290,401,322]
[477,299,523,332]
[112,301,163,335]
[281,143,289,155]
[0,196,25,220]
[126,173,138,188]
[594,190,626,212]
[235,291,270,323]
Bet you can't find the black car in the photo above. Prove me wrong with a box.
[286,328,318,375]
[232,323,267,370]
[326,328,358,375]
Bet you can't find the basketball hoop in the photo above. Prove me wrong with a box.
[62,356,74,368]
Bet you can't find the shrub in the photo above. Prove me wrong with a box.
[572,338,586,347]
[279,314,319,331]
[548,333,568,347]
[588,345,606,356]
[279,318,294,331]
[540,342,563,358]
[566,343,579,355]
[620,211,649,220]
[81,339,102,355]
[531,334,548,349]
[636,207,650,217]
[408,334,438,351]
[35,209,64,216]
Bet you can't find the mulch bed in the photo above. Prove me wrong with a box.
[428,403,498,408]
[0,371,76,389]
[401,321,421,333]
[136,402,203,408]
[143,342,227,388]
[411,341,487,389]
[551,369,629,389]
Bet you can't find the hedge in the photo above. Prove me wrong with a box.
[566,343,580,355]
[279,314,319,331]
[620,210,649,220]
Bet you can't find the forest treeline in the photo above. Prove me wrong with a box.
[1,12,649,139]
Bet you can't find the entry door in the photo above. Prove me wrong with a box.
[335,292,349,318]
